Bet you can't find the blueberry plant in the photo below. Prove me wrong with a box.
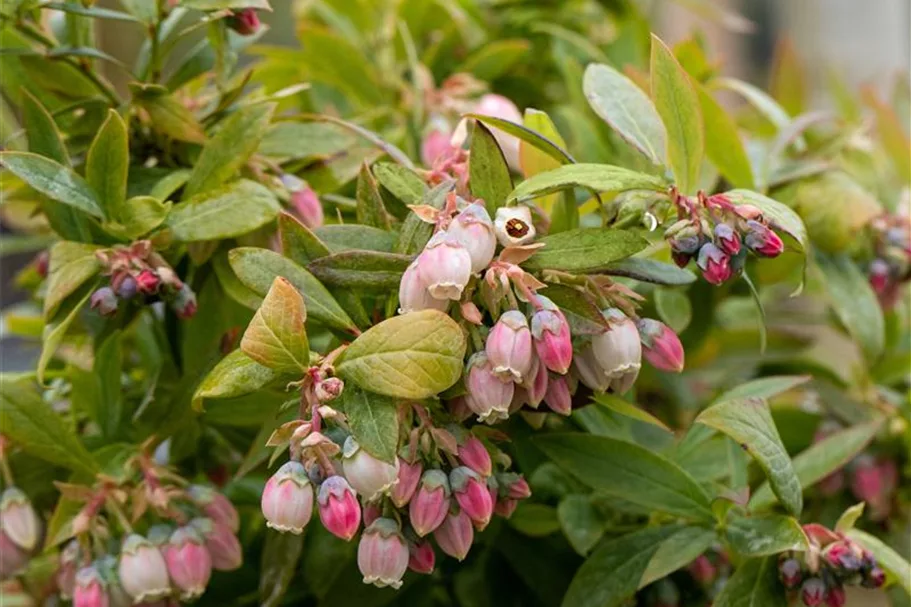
[0,1,908,606]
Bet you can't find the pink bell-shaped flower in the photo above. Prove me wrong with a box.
[416,231,472,301]
[189,517,242,571]
[187,485,239,533]
[465,352,514,423]
[73,564,109,607]
[163,526,212,600]
[261,461,314,534]
[486,310,534,382]
[447,203,497,273]
[407,540,435,574]
[342,437,400,501]
[317,475,361,541]
[531,296,573,375]
[357,518,409,589]
[409,470,451,537]
[118,534,171,603]
[390,458,423,508]
[433,510,473,561]
[591,309,641,394]
[543,374,572,416]
[398,261,448,314]
[0,487,39,551]
[636,318,685,373]
[457,436,492,478]
[450,467,493,530]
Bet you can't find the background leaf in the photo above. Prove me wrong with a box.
[698,86,754,188]
[307,251,412,291]
[639,526,717,588]
[21,90,69,165]
[43,241,101,318]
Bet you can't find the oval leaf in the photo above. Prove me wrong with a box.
[470,121,513,214]
[723,512,808,557]
[523,228,649,272]
[337,386,399,463]
[193,349,279,411]
[86,110,129,218]
[0,151,103,218]
[167,179,280,242]
[240,277,310,374]
[713,557,781,607]
[816,252,885,362]
[43,241,102,318]
[601,257,697,285]
[307,251,412,291]
[509,163,666,204]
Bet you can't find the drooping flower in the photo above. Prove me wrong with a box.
[465,352,514,423]
[494,206,536,247]
[390,458,423,508]
[318,475,361,541]
[447,203,497,273]
[0,487,39,551]
[457,436,492,478]
[696,242,732,285]
[486,310,534,382]
[450,467,493,529]
[189,518,242,571]
[187,485,239,533]
[118,534,171,603]
[398,261,448,314]
[636,318,685,373]
[342,437,400,501]
[357,518,409,589]
[416,232,473,301]
[530,296,573,374]
[433,510,473,561]
[162,526,212,600]
[591,309,641,394]
[261,461,314,534]
[409,470,451,537]
[407,540,435,574]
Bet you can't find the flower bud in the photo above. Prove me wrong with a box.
[58,540,81,599]
[416,232,473,300]
[713,223,741,255]
[531,297,573,374]
[0,528,29,580]
[666,221,702,255]
[118,534,170,603]
[825,583,846,607]
[800,578,826,607]
[494,497,518,518]
[447,203,497,273]
[188,485,239,532]
[34,250,49,278]
[733,203,762,220]
[434,509,473,561]
[170,284,197,319]
[544,374,572,416]
[465,352,514,423]
[289,184,324,229]
[115,274,138,299]
[486,311,534,382]
[409,470,451,537]
[448,396,473,422]
[573,344,610,392]
[636,318,684,373]
[744,220,784,257]
[863,566,886,589]
[362,503,380,527]
[421,118,454,167]
[408,540,435,574]
[458,436,492,478]
[318,475,361,541]
[189,518,242,571]
[261,461,314,534]
[357,518,409,589]
[342,437,400,501]
[824,542,861,572]
[227,8,260,36]
[523,355,548,407]
[163,526,211,600]
[696,243,732,285]
[591,309,641,394]
[0,487,39,551]
[494,206,535,246]
[502,474,531,500]
[868,259,891,296]
[391,458,423,508]
[398,261,448,314]
[136,270,160,294]
[850,455,897,520]
[450,467,493,529]
[315,377,344,402]
[91,287,119,316]
[778,557,802,589]
[688,555,715,584]
[74,565,109,607]
[473,94,523,170]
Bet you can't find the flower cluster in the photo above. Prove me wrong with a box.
[665,191,784,285]
[779,524,885,607]
[90,241,197,319]
[866,212,910,309]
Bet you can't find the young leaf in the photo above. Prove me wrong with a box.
[639,526,717,588]
[336,310,467,399]
[816,253,885,362]
[844,529,911,596]
[534,434,714,522]
[523,228,649,272]
[712,557,781,607]
[466,113,576,164]
[696,398,803,517]
[508,163,666,204]
[650,35,704,194]
[240,277,310,374]
[469,121,513,215]
[183,103,275,198]
[103,195,171,239]
[698,86,755,189]
[724,189,808,254]
[0,152,103,218]
[835,503,866,533]
[86,110,129,219]
[714,375,811,404]
[21,90,69,165]
[354,163,390,229]
[166,179,280,242]
[307,251,412,291]
[723,512,807,557]
[279,212,330,265]
[44,241,102,319]
[193,349,279,411]
[396,179,453,255]
[582,63,667,165]
[601,258,697,286]
[337,386,399,463]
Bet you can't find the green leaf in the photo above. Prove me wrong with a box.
[466,113,575,165]
[336,310,467,399]
[130,84,206,143]
[724,189,808,255]
[508,163,666,204]
[592,394,671,432]
[714,77,791,131]
[212,251,262,310]
[509,503,561,537]
[0,151,103,218]
[93,331,125,440]
[259,529,305,607]
[654,287,692,333]
[457,39,530,80]
[372,162,426,207]
[21,90,69,165]
[844,529,911,596]
[228,247,356,334]
[650,35,704,194]
[535,434,714,522]
[240,277,310,374]
[396,179,453,255]
[184,103,275,198]
[38,286,94,385]
[538,284,609,335]
[523,228,649,272]
[712,556,782,607]
[835,503,866,533]
[561,525,687,607]
[470,121,513,215]
[193,349,279,411]
[86,110,129,219]
[258,121,356,161]
[279,212,330,265]
[696,398,802,517]
[43,2,140,21]
[315,225,397,253]
[557,494,604,556]
[167,179,280,242]
[0,377,97,475]
[182,0,270,9]
[337,386,399,463]
[582,63,667,165]
[307,251,412,291]
[816,253,885,362]
[602,257,697,285]
[354,163,390,229]
[103,195,171,239]
[750,420,881,512]
[715,375,811,404]
[698,85,755,189]
[639,526,717,588]
[43,241,101,319]
[518,109,569,216]
[723,512,807,557]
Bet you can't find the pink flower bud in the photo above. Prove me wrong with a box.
[687,555,715,584]
[825,583,846,607]
[544,374,572,416]
[289,184,324,229]
[778,557,802,589]
[408,540,435,574]
[801,578,826,606]
[189,518,242,571]
[318,476,361,541]
[261,461,314,534]
[136,270,160,294]
[409,470,451,537]
[465,352,514,423]
[91,287,118,316]
[494,206,535,246]
[473,94,523,170]
[458,436,491,478]
[744,220,784,257]
[494,498,517,518]
[342,438,400,501]
[416,232,472,300]
[733,203,763,220]
[713,223,741,255]
[357,518,409,589]
[447,203,497,272]
[502,474,531,500]
[57,540,81,599]
[74,565,109,607]
[573,344,610,392]
[362,503,381,527]
[591,309,641,394]
[314,377,344,402]
[433,510,473,561]
[523,355,548,407]
[187,485,239,532]
[824,542,862,572]
[531,297,573,374]
[114,274,138,299]
[696,243,732,285]
[636,318,685,373]
[118,534,171,603]
[398,260,449,314]
[869,259,891,296]
[227,8,260,36]
[0,528,29,580]
[864,566,886,589]
[0,487,39,551]
[421,124,454,167]
[163,527,212,600]
[450,467,493,529]
[391,459,423,508]
[170,284,197,319]
[486,311,534,382]
[850,455,896,520]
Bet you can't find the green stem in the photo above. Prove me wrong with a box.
[105,497,134,534]
[0,453,14,486]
